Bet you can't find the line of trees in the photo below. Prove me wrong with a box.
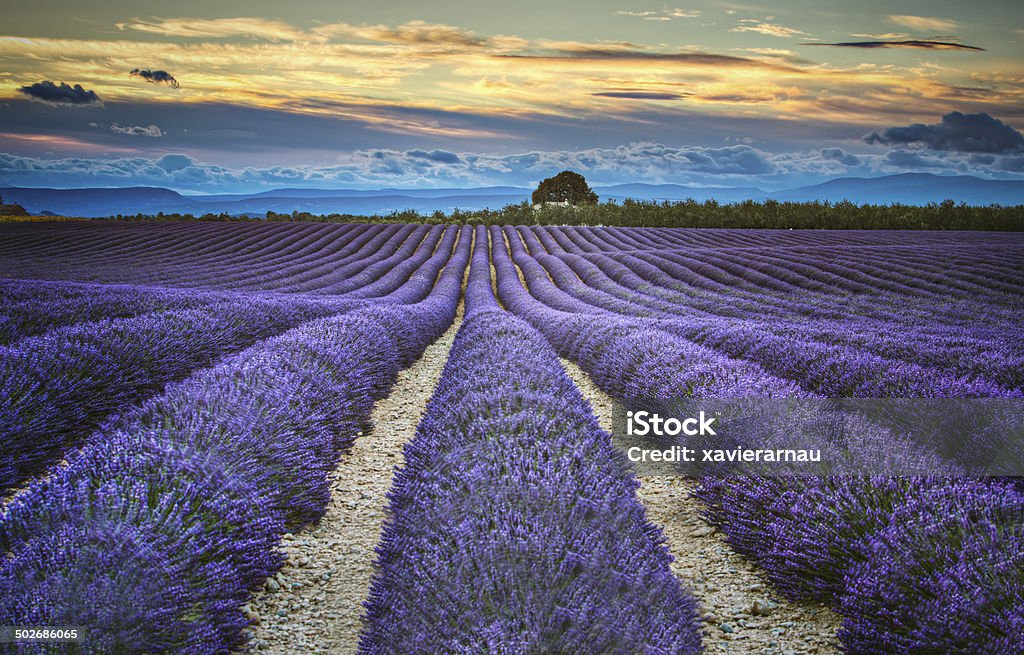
[94,199,1024,231]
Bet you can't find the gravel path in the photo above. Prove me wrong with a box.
[560,358,843,655]
[243,308,462,654]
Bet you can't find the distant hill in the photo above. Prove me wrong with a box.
[2,173,1021,217]
[770,173,1024,206]
[0,186,192,217]
[597,183,769,203]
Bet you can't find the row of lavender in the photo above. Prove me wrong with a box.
[0,297,340,493]
[492,226,1024,653]
[360,227,702,654]
[1,222,706,654]
[0,223,448,293]
[0,225,460,494]
[0,224,459,345]
[4,221,1019,299]
[517,226,1024,395]
[0,227,470,652]
[3,220,1022,653]
[0,225,468,650]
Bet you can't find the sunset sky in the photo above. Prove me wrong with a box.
[2,0,1023,192]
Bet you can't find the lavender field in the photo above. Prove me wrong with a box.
[1,220,1023,654]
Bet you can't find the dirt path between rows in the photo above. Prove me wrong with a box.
[244,308,462,654]
[241,307,839,655]
[560,358,843,655]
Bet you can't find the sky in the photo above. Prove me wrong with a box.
[1,0,1023,193]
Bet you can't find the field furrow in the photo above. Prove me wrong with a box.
[243,304,462,654]
[562,358,843,655]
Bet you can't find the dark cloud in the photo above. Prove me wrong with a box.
[804,40,984,51]
[130,69,180,89]
[865,112,1024,153]
[156,153,195,172]
[998,157,1024,173]
[820,147,863,167]
[17,81,102,107]
[592,91,685,100]
[406,149,462,163]
[498,48,801,72]
[700,94,771,104]
[883,149,945,168]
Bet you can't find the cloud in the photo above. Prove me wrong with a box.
[117,17,308,41]
[155,153,194,171]
[887,15,959,32]
[615,9,700,20]
[699,93,772,103]
[337,142,778,184]
[17,81,102,107]
[129,69,180,88]
[865,112,1024,154]
[502,45,801,72]
[406,149,462,164]
[7,18,1013,133]
[999,156,1024,173]
[819,147,863,166]
[615,11,668,20]
[0,132,139,154]
[3,140,1023,194]
[741,48,798,56]
[849,32,910,39]
[806,40,984,51]
[770,147,868,175]
[592,91,686,100]
[731,21,807,38]
[111,123,163,137]
[882,149,946,169]
[2,18,1021,150]
[116,16,514,51]
[313,20,489,47]
[0,143,779,191]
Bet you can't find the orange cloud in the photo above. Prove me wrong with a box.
[0,132,139,153]
[117,17,310,41]
[1,16,1019,136]
[887,15,959,32]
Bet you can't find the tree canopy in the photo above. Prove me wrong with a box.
[531,171,598,205]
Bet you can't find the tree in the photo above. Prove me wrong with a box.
[531,170,598,205]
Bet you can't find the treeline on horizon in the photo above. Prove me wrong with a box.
[95,198,1024,230]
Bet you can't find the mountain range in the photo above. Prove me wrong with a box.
[2,173,1022,218]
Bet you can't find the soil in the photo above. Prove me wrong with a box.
[243,306,462,654]
[560,358,843,655]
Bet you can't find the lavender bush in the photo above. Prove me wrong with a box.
[2,219,1022,654]
[0,229,468,652]
[840,479,1024,654]
[361,228,702,654]
[0,299,332,493]
[492,225,1024,653]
